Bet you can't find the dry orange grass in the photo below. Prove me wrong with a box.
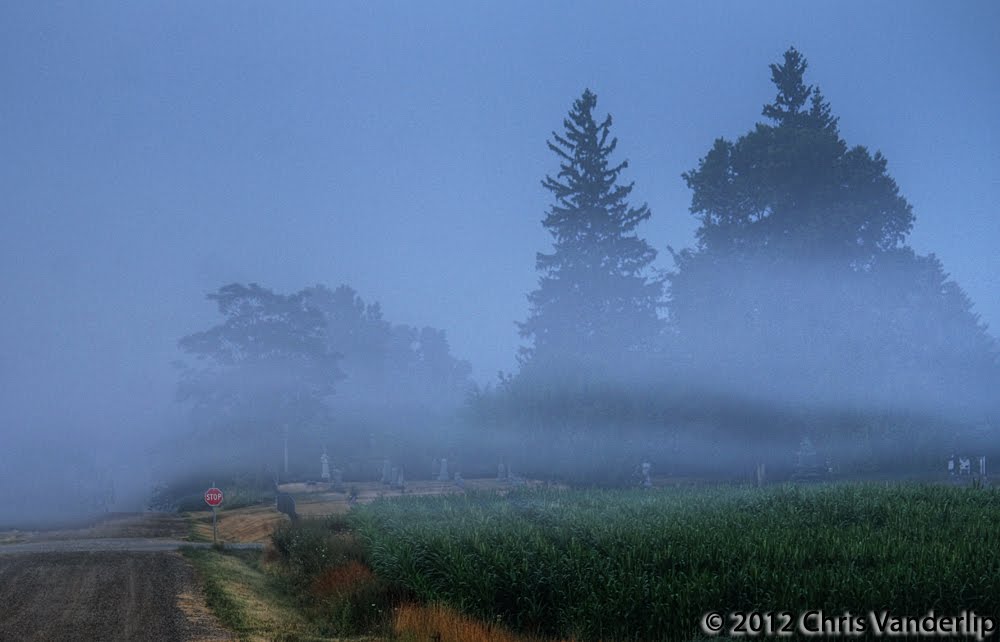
[310,559,377,599]
[191,505,286,543]
[393,603,574,642]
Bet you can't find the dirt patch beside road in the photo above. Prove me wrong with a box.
[0,511,189,544]
[189,504,286,544]
[0,551,234,642]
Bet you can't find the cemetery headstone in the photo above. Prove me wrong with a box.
[438,458,449,481]
[497,462,506,481]
[331,467,343,487]
[641,462,653,488]
[960,457,971,475]
[321,448,330,482]
[454,471,464,488]
[381,459,391,484]
[755,462,766,487]
[793,436,822,482]
[948,455,955,476]
[980,456,987,477]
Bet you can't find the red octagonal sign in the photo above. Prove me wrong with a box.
[204,487,224,507]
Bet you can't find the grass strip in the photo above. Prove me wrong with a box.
[182,547,334,641]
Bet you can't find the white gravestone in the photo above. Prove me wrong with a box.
[437,458,449,481]
[321,449,330,482]
[960,457,971,475]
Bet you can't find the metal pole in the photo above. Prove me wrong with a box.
[211,479,217,544]
[283,424,289,475]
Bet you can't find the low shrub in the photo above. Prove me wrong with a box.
[314,569,398,636]
[271,517,366,585]
[271,514,401,636]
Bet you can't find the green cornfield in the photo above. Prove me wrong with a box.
[348,483,1000,641]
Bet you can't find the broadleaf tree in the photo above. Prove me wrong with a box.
[301,283,473,411]
[176,283,344,465]
[178,282,474,465]
[667,47,998,445]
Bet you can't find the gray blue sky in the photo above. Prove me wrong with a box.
[1,2,997,447]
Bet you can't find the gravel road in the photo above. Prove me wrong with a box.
[0,538,262,555]
[0,551,235,641]
[0,514,257,641]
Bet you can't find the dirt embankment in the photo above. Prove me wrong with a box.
[0,511,190,545]
[0,551,234,642]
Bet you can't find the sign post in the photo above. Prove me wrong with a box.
[204,484,224,543]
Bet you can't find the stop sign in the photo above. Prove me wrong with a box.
[204,487,224,507]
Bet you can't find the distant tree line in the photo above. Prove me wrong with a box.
[476,47,999,478]
[175,47,999,482]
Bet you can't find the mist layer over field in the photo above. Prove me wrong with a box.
[1,3,998,526]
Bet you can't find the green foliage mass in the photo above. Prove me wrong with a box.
[270,514,399,636]
[349,485,1000,641]
[271,514,363,585]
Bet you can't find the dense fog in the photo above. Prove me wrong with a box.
[1,3,998,527]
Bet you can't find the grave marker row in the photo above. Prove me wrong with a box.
[948,455,986,477]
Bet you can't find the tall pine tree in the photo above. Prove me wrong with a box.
[519,89,662,378]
